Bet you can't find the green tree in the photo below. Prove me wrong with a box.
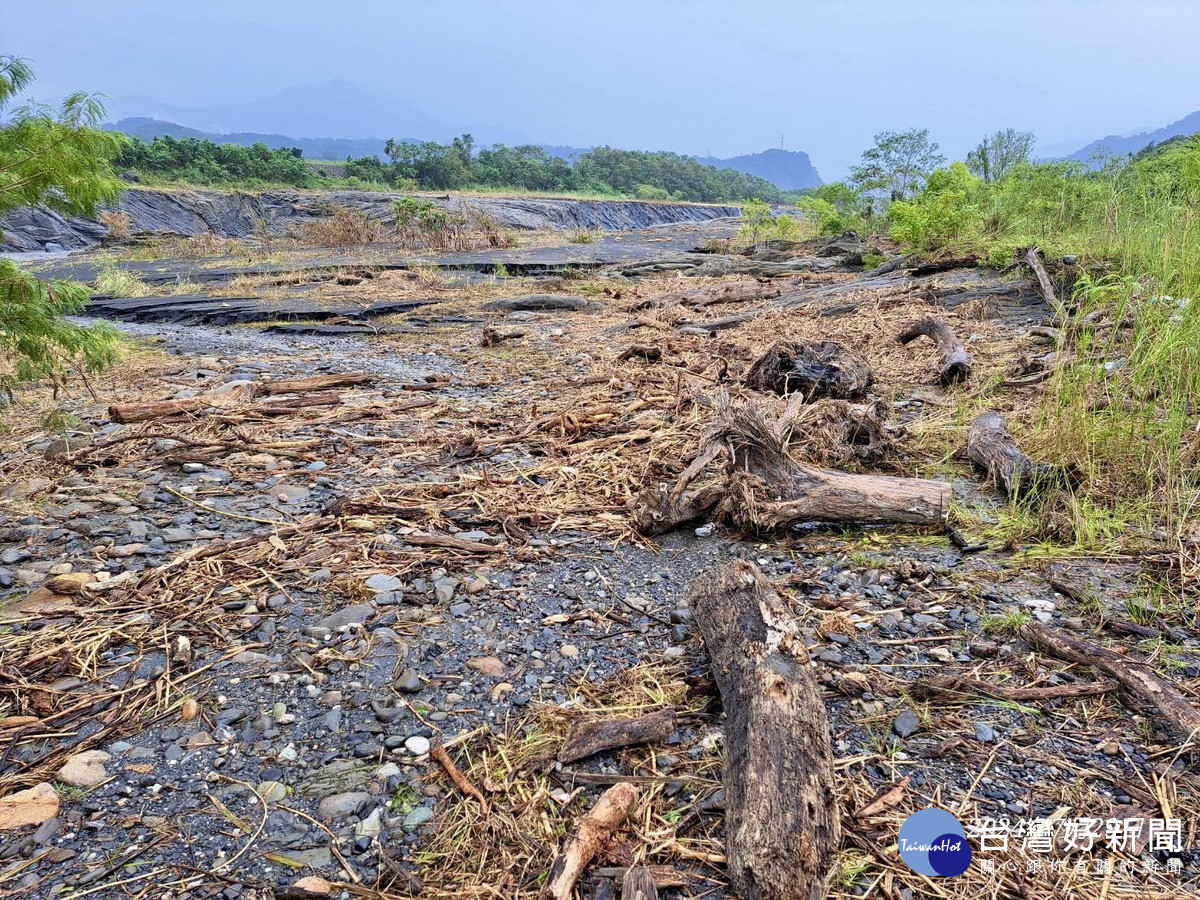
[0,55,126,399]
[966,128,1035,183]
[849,128,945,202]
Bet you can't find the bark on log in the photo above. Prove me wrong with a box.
[743,341,871,400]
[1020,621,1200,741]
[714,401,950,528]
[541,783,639,900]
[897,318,973,385]
[909,674,1119,704]
[258,373,374,395]
[558,711,677,764]
[631,484,723,536]
[108,383,259,423]
[1023,247,1066,320]
[621,867,659,900]
[687,561,839,900]
[966,411,1063,496]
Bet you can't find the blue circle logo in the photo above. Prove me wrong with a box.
[898,808,972,876]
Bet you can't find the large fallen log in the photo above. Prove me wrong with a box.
[897,318,973,385]
[541,783,639,900]
[258,373,374,395]
[688,561,839,899]
[743,341,871,400]
[1020,621,1200,741]
[714,401,950,528]
[108,383,259,423]
[966,411,1063,496]
[108,374,373,423]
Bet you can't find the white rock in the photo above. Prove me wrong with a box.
[404,735,431,756]
[56,750,111,788]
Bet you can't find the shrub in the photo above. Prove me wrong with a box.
[296,207,381,249]
[97,209,131,239]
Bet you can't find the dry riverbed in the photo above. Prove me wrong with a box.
[1,225,1197,899]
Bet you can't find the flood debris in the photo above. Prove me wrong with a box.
[966,410,1066,496]
[743,340,872,399]
[557,710,678,763]
[541,783,640,900]
[896,317,973,385]
[688,561,839,900]
[107,372,374,423]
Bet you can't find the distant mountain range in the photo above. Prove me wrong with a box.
[105,118,825,189]
[1060,109,1200,165]
[105,118,398,163]
[104,81,530,149]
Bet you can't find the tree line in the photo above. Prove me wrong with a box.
[112,132,784,203]
[349,134,784,202]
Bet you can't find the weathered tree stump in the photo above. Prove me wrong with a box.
[687,561,839,899]
[897,318,973,385]
[714,401,949,528]
[966,411,1062,496]
[743,341,871,400]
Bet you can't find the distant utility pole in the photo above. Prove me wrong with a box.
[780,134,785,150]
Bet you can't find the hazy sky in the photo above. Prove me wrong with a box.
[5,0,1199,178]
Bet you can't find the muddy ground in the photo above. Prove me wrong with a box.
[1,219,1197,900]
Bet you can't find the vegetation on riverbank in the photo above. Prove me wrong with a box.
[796,127,1200,544]
[115,133,784,202]
[0,56,123,399]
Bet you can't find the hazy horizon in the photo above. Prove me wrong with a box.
[5,0,1200,179]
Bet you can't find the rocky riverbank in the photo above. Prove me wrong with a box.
[0,188,742,252]
[1,225,1197,899]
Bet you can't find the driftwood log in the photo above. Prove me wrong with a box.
[744,341,871,400]
[621,867,659,900]
[108,373,375,424]
[1023,247,1067,321]
[258,373,374,394]
[632,399,949,534]
[909,674,1119,704]
[715,401,950,528]
[1020,621,1200,741]
[897,318,973,385]
[558,711,677,764]
[688,561,839,899]
[541,783,639,900]
[966,411,1062,496]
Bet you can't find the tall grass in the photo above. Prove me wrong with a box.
[896,136,1200,543]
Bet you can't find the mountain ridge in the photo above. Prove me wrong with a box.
[1061,109,1200,164]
